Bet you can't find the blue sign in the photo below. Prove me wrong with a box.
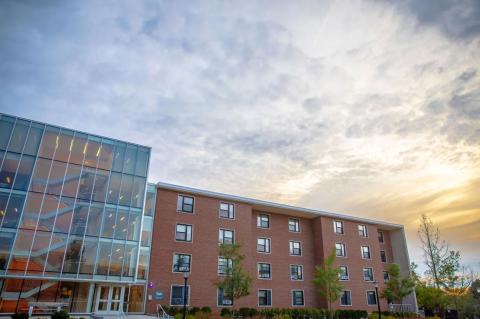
[154,291,164,300]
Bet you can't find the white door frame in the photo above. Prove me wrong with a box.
[95,284,125,314]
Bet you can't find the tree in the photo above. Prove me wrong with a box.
[215,243,252,316]
[415,282,447,316]
[382,263,415,304]
[417,214,460,288]
[313,249,343,318]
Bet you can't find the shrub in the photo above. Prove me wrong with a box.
[201,307,212,314]
[190,307,201,315]
[51,310,69,319]
[221,308,232,318]
[248,308,258,318]
[11,313,29,319]
[195,311,212,319]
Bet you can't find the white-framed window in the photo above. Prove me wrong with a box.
[340,290,352,306]
[258,289,272,306]
[218,256,233,275]
[219,202,235,219]
[175,223,192,242]
[172,253,191,272]
[257,214,270,228]
[378,230,384,243]
[219,229,234,245]
[367,290,377,305]
[290,264,303,281]
[363,267,374,281]
[380,250,387,263]
[361,245,371,259]
[289,218,300,232]
[257,237,271,253]
[339,266,349,280]
[336,243,346,257]
[257,263,271,279]
[289,241,302,256]
[170,285,189,306]
[217,288,233,306]
[334,220,344,234]
[177,195,194,213]
[358,224,368,237]
[292,290,304,306]
[383,270,390,282]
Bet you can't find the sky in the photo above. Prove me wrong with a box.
[0,0,479,274]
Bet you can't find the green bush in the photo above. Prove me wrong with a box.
[11,313,29,319]
[201,307,212,314]
[51,310,69,319]
[221,308,232,318]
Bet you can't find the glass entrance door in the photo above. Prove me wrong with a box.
[95,285,124,314]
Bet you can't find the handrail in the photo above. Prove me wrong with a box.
[157,304,169,319]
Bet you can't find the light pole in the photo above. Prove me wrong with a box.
[182,272,189,319]
[374,281,381,319]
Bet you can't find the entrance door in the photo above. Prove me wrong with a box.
[95,285,125,314]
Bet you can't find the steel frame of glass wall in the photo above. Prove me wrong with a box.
[0,113,151,314]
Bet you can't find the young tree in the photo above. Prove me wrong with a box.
[215,243,252,316]
[417,214,460,288]
[313,249,343,318]
[382,263,415,304]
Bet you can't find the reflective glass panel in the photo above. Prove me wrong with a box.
[56,282,75,306]
[30,157,52,193]
[39,126,60,159]
[0,231,15,270]
[63,237,83,274]
[0,115,15,150]
[141,217,152,247]
[27,230,51,275]
[8,229,35,273]
[98,139,114,171]
[92,168,109,202]
[37,194,60,232]
[44,232,68,276]
[123,145,137,174]
[112,142,125,173]
[135,147,149,177]
[70,202,89,236]
[18,279,42,312]
[109,243,124,276]
[2,193,26,229]
[119,174,133,206]
[83,136,101,168]
[137,248,149,279]
[61,162,82,198]
[53,130,74,163]
[46,160,67,196]
[106,172,121,204]
[131,176,146,208]
[54,197,75,233]
[71,282,90,312]
[19,192,43,230]
[7,119,29,153]
[0,192,9,226]
[114,208,129,240]
[69,133,88,165]
[127,285,145,312]
[23,123,43,156]
[0,279,22,312]
[13,154,35,191]
[77,166,95,200]
[127,209,141,241]
[79,236,98,276]
[122,243,137,278]
[144,187,155,216]
[85,204,103,237]
[0,152,20,189]
[37,281,59,302]
[96,241,112,275]
[102,207,116,238]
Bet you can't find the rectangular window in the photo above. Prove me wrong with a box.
[219,229,234,245]
[383,271,390,282]
[257,263,271,279]
[176,224,193,242]
[340,290,352,306]
[257,214,270,228]
[292,290,304,306]
[258,289,272,307]
[380,250,387,263]
[358,224,368,237]
[339,266,349,280]
[290,264,303,281]
[289,241,302,256]
[172,254,191,272]
[363,267,374,281]
[257,238,271,253]
[361,246,371,259]
[378,231,384,243]
[217,288,233,306]
[334,220,344,234]
[367,291,377,305]
[289,218,300,232]
[219,202,235,219]
[218,257,233,275]
[171,285,189,306]
[336,243,346,257]
[177,195,194,213]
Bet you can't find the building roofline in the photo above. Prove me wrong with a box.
[156,181,403,229]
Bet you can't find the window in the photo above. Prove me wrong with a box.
[334,220,344,234]
[172,254,191,272]
[258,290,272,306]
[177,195,194,213]
[358,224,368,237]
[257,263,271,279]
[380,250,387,263]
[219,202,235,219]
[176,224,192,242]
[361,246,371,259]
[217,288,233,306]
[292,290,304,306]
[367,291,377,305]
[336,243,346,257]
[290,264,303,281]
[378,231,384,243]
[257,214,270,228]
[340,290,352,306]
[339,266,349,280]
[363,267,374,281]
[218,257,233,275]
[171,285,189,306]
[257,238,271,253]
[383,271,390,282]
[289,241,302,256]
[219,229,234,245]
[289,218,300,232]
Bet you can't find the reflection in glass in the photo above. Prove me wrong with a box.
[102,207,116,238]
[61,163,82,198]
[7,120,29,153]
[37,281,59,302]
[18,279,42,312]
[23,123,43,156]
[39,126,60,159]
[70,202,89,236]
[27,230,51,275]
[131,176,146,208]
[114,209,129,240]
[69,133,88,165]
[77,167,95,200]
[57,282,75,306]
[92,169,109,202]
[20,192,43,230]
[0,115,15,150]
[46,160,67,196]
[53,197,75,233]
[127,209,141,241]
[44,233,68,276]
[112,142,125,172]
[30,157,52,193]
[63,237,83,275]
[119,174,133,206]
[98,139,114,171]
[109,243,124,276]
[141,217,152,247]
[53,130,74,163]
[78,236,98,276]
[123,145,137,174]
[0,279,22,312]
[37,195,60,232]
[106,172,121,204]
[0,152,20,189]
[135,147,149,177]
[96,241,112,275]
[144,187,156,216]
[8,229,35,273]
[122,243,137,278]
[71,282,90,312]
[85,204,103,237]
[84,136,101,168]
[13,154,35,191]
[137,248,149,279]
[2,193,26,229]
[0,231,15,270]
[127,285,145,312]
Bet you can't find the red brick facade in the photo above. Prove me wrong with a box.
[147,187,405,314]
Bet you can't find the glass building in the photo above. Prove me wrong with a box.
[0,113,154,314]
